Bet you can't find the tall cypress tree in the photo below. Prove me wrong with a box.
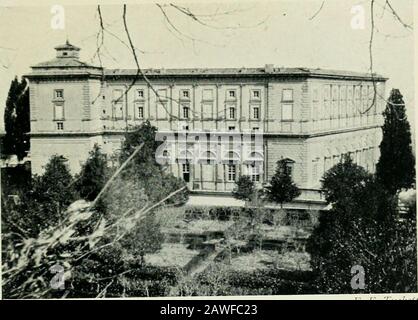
[376,89,415,194]
[15,78,30,160]
[2,76,30,160]
[3,77,19,156]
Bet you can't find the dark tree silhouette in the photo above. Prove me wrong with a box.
[232,175,256,202]
[75,144,110,201]
[376,88,415,194]
[2,76,30,160]
[4,155,77,237]
[321,156,371,207]
[307,156,415,294]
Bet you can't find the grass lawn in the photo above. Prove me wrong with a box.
[260,225,311,240]
[228,250,275,272]
[228,250,311,272]
[273,251,311,271]
[163,219,234,234]
[144,243,200,268]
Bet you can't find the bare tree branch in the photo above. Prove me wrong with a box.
[156,3,227,48]
[385,0,413,30]
[309,0,325,20]
[168,3,268,30]
[361,0,377,115]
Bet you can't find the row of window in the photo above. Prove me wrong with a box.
[179,105,257,120]
[55,84,377,107]
[181,163,261,183]
[54,84,375,117]
[312,84,379,120]
[312,100,378,120]
[160,104,261,120]
[311,148,375,182]
[120,103,263,121]
[54,87,294,102]
[112,88,263,102]
[131,88,266,101]
[314,84,376,102]
[51,88,294,125]
[180,160,294,184]
[131,103,290,121]
[53,101,289,123]
[126,88,293,121]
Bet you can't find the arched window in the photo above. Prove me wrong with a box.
[249,151,263,160]
[223,150,240,164]
[177,149,194,164]
[199,150,217,164]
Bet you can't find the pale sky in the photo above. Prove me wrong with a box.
[0,0,415,130]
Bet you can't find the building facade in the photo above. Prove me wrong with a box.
[25,42,387,202]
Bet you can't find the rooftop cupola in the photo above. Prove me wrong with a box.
[54,40,80,59]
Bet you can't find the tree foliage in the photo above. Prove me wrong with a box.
[263,159,301,207]
[2,76,30,160]
[2,144,173,298]
[307,157,416,294]
[321,156,372,207]
[232,175,256,202]
[4,155,77,238]
[121,214,164,264]
[31,155,77,218]
[119,121,188,205]
[75,144,111,201]
[376,89,415,194]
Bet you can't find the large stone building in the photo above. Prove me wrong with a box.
[24,42,387,205]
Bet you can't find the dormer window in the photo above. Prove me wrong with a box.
[252,90,261,99]
[227,90,236,99]
[181,90,190,99]
[54,89,64,99]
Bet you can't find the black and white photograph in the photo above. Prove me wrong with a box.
[0,0,417,300]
